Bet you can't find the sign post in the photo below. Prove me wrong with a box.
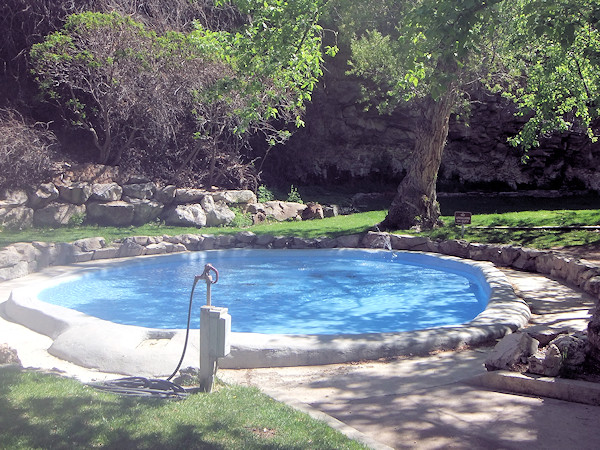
[454,211,472,239]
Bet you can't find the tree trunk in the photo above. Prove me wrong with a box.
[379,93,455,231]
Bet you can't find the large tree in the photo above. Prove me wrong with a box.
[342,0,600,230]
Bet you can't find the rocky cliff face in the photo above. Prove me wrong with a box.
[263,52,600,192]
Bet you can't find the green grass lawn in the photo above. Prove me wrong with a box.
[0,366,366,449]
[0,211,388,248]
[420,208,600,248]
[3,206,600,249]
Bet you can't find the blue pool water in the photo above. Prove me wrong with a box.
[37,249,489,335]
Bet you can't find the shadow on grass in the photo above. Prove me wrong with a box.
[0,367,326,450]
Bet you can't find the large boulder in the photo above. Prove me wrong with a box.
[335,234,361,248]
[155,185,176,205]
[122,182,156,200]
[130,199,164,225]
[235,230,257,244]
[301,202,324,220]
[28,182,59,209]
[73,237,106,253]
[86,201,134,226]
[212,190,257,205]
[485,332,539,372]
[58,182,92,205]
[249,201,306,221]
[33,203,86,227]
[361,231,391,249]
[323,205,339,218]
[174,188,206,204]
[0,205,33,230]
[551,333,589,371]
[90,182,123,202]
[162,204,207,227]
[527,343,563,377]
[117,238,146,257]
[2,189,28,205]
[201,195,235,227]
[0,246,27,282]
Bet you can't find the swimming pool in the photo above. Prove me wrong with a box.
[37,249,489,334]
[1,248,530,374]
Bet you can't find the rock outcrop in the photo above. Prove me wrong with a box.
[0,344,21,366]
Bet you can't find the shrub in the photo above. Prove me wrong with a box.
[0,108,58,191]
[68,211,86,227]
[257,184,275,202]
[229,206,253,228]
[286,184,303,204]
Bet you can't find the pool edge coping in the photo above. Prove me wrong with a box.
[0,250,530,377]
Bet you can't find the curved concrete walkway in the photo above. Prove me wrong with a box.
[218,269,600,449]
[1,265,599,449]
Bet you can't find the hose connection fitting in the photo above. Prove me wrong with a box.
[196,263,219,306]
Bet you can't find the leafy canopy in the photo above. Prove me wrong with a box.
[496,0,600,151]
[344,0,600,151]
[346,0,503,111]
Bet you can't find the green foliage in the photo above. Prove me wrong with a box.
[229,206,254,228]
[344,0,503,111]
[30,12,182,164]
[342,0,600,150]
[30,4,334,183]
[495,0,600,151]
[286,184,303,203]
[257,184,275,202]
[204,0,337,139]
[67,212,86,227]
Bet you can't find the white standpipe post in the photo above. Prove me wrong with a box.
[197,264,231,393]
[199,305,216,392]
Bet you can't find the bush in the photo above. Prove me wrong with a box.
[0,108,58,191]
[229,206,253,228]
[257,184,275,202]
[286,184,303,204]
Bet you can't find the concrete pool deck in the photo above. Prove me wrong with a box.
[1,260,599,448]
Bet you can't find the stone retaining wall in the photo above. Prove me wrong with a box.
[0,180,336,231]
[2,231,600,303]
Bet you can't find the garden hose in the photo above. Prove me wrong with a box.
[88,376,188,399]
[88,273,204,398]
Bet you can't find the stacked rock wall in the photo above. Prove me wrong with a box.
[0,178,260,231]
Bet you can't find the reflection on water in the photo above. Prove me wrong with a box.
[38,249,488,335]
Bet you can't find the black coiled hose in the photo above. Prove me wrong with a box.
[88,277,200,398]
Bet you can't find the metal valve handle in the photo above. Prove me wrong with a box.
[196,263,219,305]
